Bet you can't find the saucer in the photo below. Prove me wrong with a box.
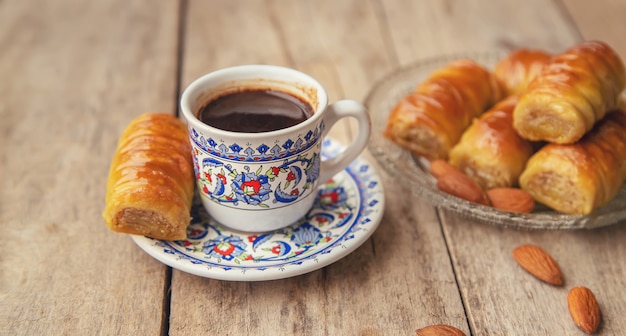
[131,138,385,281]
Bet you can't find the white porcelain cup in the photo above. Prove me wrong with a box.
[180,65,371,232]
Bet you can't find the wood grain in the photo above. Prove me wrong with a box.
[2,0,626,335]
[379,0,580,64]
[436,1,626,334]
[442,213,626,335]
[557,2,626,333]
[562,0,626,59]
[374,0,626,334]
[0,0,179,334]
[173,1,467,335]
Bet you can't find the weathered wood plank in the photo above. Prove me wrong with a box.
[377,0,626,334]
[0,0,180,334]
[442,213,626,335]
[562,0,626,59]
[172,1,466,334]
[380,0,580,63]
[3,0,624,335]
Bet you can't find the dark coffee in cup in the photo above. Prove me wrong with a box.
[198,88,314,133]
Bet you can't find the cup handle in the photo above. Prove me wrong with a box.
[318,100,372,183]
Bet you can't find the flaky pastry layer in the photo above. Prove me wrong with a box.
[384,59,502,160]
[513,41,626,144]
[103,113,194,240]
[449,96,535,189]
[520,109,626,214]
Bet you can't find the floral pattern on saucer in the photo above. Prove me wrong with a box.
[176,178,352,264]
[131,138,385,281]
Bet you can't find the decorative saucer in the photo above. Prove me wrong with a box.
[131,138,385,281]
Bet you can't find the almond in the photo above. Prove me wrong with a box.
[416,324,466,336]
[429,159,460,179]
[512,244,563,286]
[486,188,535,213]
[568,286,601,334]
[436,171,491,206]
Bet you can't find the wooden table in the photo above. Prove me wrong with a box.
[2,1,625,335]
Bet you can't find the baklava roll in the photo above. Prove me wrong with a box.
[493,49,552,96]
[384,59,502,160]
[519,109,626,215]
[103,113,195,240]
[513,40,626,144]
[449,96,535,190]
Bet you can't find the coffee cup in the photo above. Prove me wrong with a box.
[180,65,371,232]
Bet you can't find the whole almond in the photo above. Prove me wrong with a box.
[487,188,535,213]
[416,324,466,336]
[430,159,460,179]
[568,286,601,334]
[437,172,491,206]
[512,244,563,286]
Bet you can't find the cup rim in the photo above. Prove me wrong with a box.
[180,64,329,138]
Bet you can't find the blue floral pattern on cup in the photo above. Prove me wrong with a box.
[188,120,325,162]
[194,148,321,208]
[190,122,325,209]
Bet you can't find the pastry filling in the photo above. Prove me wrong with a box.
[526,172,588,214]
[115,208,182,239]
